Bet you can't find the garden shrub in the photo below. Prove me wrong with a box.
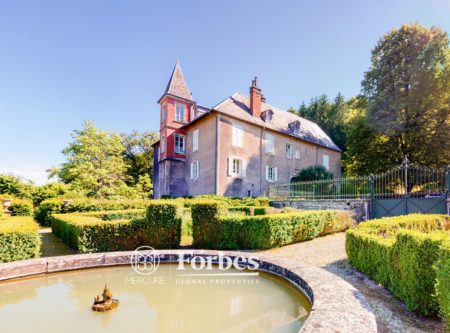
[191,200,228,248]
[346,214,450,318]
[9,199,34,216]
[435,238,450,330]
[192,201,353,249]
[0,216,41,262]
[36,198,151,226]
[51,202,182,252]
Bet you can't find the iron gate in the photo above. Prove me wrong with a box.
[269,157,449,218]
[372,158,448,218]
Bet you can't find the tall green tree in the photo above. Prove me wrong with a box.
[121,130,158,187]
[291,93,348,151]
[360,24,450,169]
[49,121,131,198]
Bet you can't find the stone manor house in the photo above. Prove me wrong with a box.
[152,63,341,198]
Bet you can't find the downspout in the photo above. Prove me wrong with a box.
[215,114,220,195]
[260,126,265,196]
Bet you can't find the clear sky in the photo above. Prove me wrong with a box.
[0,0,449,184]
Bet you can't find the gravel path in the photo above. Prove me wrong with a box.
[258,232,445,333]
[39,228,75,257]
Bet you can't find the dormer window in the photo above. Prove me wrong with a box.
[175,104,185,122]
[261,109,274,122]
[288,120,301,134]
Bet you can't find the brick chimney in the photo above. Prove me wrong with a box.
[249,77,262,117]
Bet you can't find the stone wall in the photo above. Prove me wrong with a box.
[270,199,372,222]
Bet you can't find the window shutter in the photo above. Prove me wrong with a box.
[227,158,233,176]
[274,167,278,181]
[193,130,199,152]
[197,161,200,179]
[242,160,247,177]
[265,165,269,181]
[190,163,194,179]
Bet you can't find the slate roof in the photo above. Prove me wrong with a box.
[210,93,341,152]
[160,61,193,102]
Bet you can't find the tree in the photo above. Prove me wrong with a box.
[49,121,131,198]
[0,174,33,198]
[121,130,158,187]
[291,93,348,151]
[361,24,450,169]
[290,165,334,182]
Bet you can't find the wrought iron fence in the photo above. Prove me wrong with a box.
[269,157,450,200]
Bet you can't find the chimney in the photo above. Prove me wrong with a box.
[249,77,262,117]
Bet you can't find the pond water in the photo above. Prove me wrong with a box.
[0,264,310,333]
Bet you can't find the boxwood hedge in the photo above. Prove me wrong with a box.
[36,198,152,226]
[346,214,450,319]
[192,200,354,249]
[0,216,41,262]
[51,201,182,252]
[9,199,34,216]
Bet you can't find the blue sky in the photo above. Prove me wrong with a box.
[0,0,449,184]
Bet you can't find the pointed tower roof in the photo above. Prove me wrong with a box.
[160,61,193,102]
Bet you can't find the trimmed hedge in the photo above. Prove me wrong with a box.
[9,199,34,216]
[51,202,182,252]
[435,238,450,330]
[0,216,41,262]
[73,209,145,221]
[192,200,354,249]
[346,214,450,318]
[36,198,152,226]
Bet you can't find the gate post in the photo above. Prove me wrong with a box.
[403,156,409,215]
[445,166,450,195]
[369,174,374,219]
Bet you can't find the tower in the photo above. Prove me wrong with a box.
[156,62,195,197]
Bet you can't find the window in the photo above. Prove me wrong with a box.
[161,104,167,122]
[190,106,195,121]
[323,154,330,170]
[232,124,243,147]
[174,134,185,154]
[285,144,293,159]
[192,129,199,152]
[175,104,185,122]
[160,136,166,154]
[247,190,253,197]
[265,133,274,154]
[227,157,246,177]
[295,150,300,160]
[266,165,278,182]
[190,161,199,180]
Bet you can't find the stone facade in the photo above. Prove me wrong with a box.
[153,63,342,198]
[271,199,372,222]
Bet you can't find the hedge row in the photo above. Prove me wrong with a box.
[9,199,34,216]
[192,200,354,249]
[51,201,181,253]
[36,198,152,225]
[0,216,41,262]
[72,209,145,221]
[435,238,450,330]
[346,214,450,321]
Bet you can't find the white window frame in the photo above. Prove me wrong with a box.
[323,154,330,170]
[285,143,293,159]
[266,165,278,182]
[160,136,166,154]
[232,124,244,147]
[295,150,301,160]
[227,156,246,178]
[175,103,185,122]
[161,104,167,122]
[190,160,200,180]
[190,106,195,121]
[174,134,186,154]
[192,129,199,152]
[265,133,275,154]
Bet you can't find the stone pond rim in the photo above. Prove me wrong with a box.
[0,250,377,333]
